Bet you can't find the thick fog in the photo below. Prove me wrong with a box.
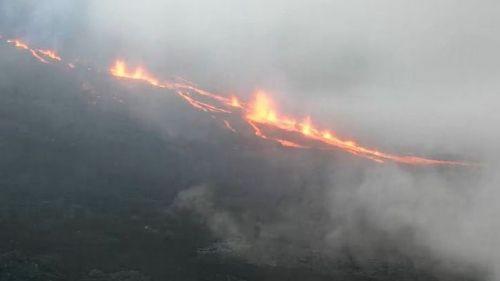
[2,0,500,279]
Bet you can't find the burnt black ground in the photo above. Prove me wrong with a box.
[0,45,484,281]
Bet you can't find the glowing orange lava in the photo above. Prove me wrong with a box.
[107,61,473,166]
[1,37,474,167]
[109,60,234,113]
[7,39,29,50]
[231,96,242,108]
[38,49,62,61]
[110,60,161,87]
[245,92,468,165]
[6,39,63,64]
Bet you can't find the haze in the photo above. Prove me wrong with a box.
[1,0,500,280]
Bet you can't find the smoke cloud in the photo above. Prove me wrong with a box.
[2,0,500,279]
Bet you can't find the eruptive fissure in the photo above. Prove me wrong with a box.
[1,37,473,166]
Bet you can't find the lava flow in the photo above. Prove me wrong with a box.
[1,36,473,166]
[6,39,62,64]
[245,93,467,165]
[109,60,232,113]
[108,60,470,166]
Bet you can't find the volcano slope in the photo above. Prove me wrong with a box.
[0,44,485,280]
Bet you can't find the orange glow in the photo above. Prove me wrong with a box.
[29,49,49,63]
[38,49,62,61]
[322,131,334,139]
[106,61,473,166]
[110,60,161,87]
[7,39,28,50]
[109,61,238,114]
[247,92,279,123]
[108,61,237,108]
[6,39,53,64]
[300,117,312,136]
[0,37,474,167]
[177,91,230,113]
[244,91,470,166]
[230,96,242,108]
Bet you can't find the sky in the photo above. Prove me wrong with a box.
[1,0,500,279]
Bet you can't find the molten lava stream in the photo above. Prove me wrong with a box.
[107,60,472,166]
[0,40,473,167]
[243,92,471,166]
[5,39,63,64]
